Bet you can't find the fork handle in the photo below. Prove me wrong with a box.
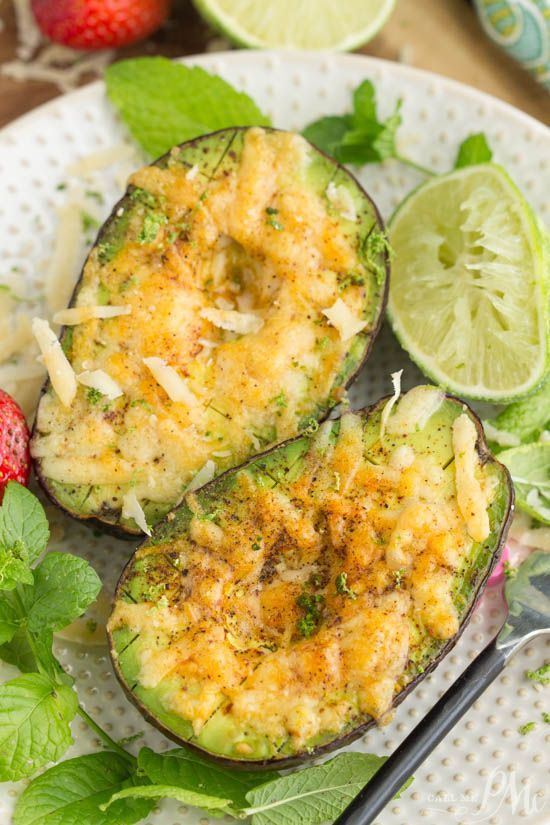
[334,639,506,825]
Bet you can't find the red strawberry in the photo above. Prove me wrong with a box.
[31,0,171,50]
[0,390,31,502]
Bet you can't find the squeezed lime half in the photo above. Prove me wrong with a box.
[388,163,549,402]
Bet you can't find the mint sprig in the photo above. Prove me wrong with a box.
[105,57,271,158]
[302,79,493,177]
[0,672,77,781]
[13,752,155,825]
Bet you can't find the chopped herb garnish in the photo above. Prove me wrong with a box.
[130,398,153,411]
[266,209,284,231]
[526,663,550,685]
[251,535,263,552]
[85,619,98,634]
[296,592,325,638]
[316,336,330,350]
[518,721,536,736]
[272,392,287,409]
[335,572,357,600]
[131,187,158,208]
[138,212,168,244]
[85,189,105,204]
[503,560,516,580]
[302,418,319,436]
[361,228,392,285]
[394,568,406,589]
[338,272,365,292]
[542,712,550,724]
[80,210,100,233]
[56,182,67,190]
[308,573,322,588]
[86,387,103,404]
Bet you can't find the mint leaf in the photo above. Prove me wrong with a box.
[302,116,351,158]
[0,541,34,590]
[491,379,550,445]
[0,672,77,781]
[302,79,410,173]
[13,752,154,825]
[0,626,59,677]
[24,552,101,634]
[139,746,278,809]
[101,784,235,815]
[0,593,19,644]
[106,57,271,158]
[245,752,412,825]
[0,482,49,566]
[454,133,493,168]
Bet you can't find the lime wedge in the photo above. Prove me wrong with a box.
[498,443,550,524]
[388,164,549,402]
[192,0,395,50]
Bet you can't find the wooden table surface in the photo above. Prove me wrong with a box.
[0,0,548,129]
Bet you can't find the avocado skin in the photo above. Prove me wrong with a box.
[32,126,390,539]
[108,392,514,769]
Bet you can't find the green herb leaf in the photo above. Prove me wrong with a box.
[526,662,550,685]
[244,752,412,825]
[490,380,550,445]
[518,721,536,735]
[13,751,154,825]
[106,57,271,158]
[0,593,19,645]
[0,482,50,567]
[302,80,403,168]
[454,133,493,169]
[302,116,351,158]
[335,572,357,600]
[101,784,235,815]
[138,746,278,810]
[0,541,34,590]
[0,626,60,679]
[24,552,102,634]
[0,672,77,781]
[138,211,168,244]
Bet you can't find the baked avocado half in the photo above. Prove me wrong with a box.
[31,127,389,537]
[108,386,513,767]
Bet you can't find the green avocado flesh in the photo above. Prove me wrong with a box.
[31,126,388,536]
[109,387,512,765]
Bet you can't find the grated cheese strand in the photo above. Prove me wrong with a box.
[380,370,403,440]
[31,318,77,408]
[143,357,198,406]
[122,489,151,536]
[53,305,131,325]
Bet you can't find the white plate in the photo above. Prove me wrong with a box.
[0,51,548,825]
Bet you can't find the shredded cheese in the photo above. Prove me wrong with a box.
[452,414,490,543]
[31,318,76,408]
[143,357,197,405]
[326,181,357,222]
[121,490,151,537]
[185,460,216,493]
[77,369,123,401]
[200,307,264,335]
[322,298,367,342]
[380,370,403,440]
[385,386,443,435]
[53,305,131,325]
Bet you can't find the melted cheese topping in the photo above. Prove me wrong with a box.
[109,399,497,756]
[452,414,491,542]
[31,128,372,516]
